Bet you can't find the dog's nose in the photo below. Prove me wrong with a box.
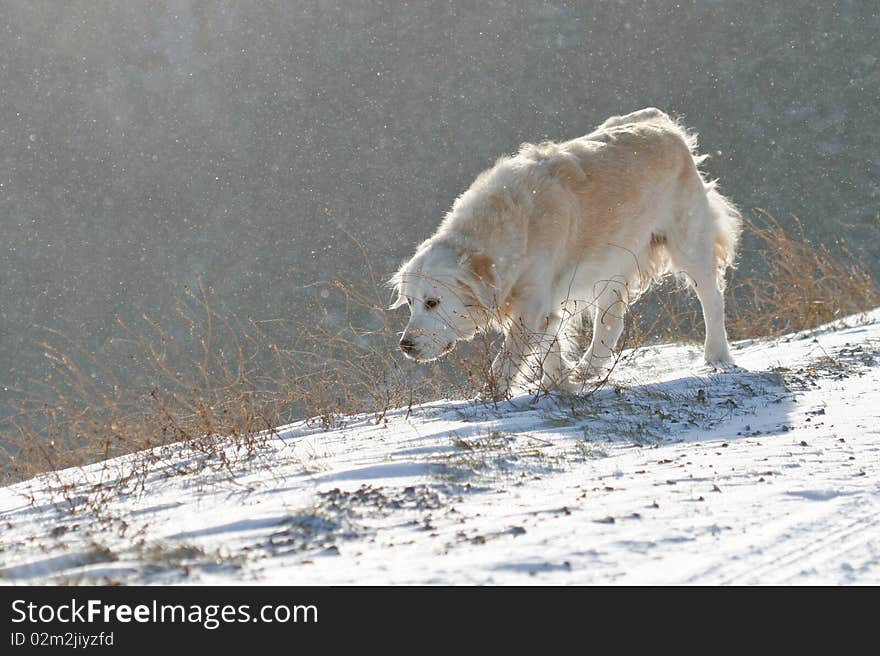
[399,338,417,354]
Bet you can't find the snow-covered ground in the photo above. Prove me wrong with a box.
[2,311,880,585]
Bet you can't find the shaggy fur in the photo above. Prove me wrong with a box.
[390,108,742,394]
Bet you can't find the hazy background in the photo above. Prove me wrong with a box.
[2,1,879,424]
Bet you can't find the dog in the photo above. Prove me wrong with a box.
[389,108,742,395]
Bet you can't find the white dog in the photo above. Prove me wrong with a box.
[389,108,741,394]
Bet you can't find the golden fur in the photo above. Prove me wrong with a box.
[391,108,742,394]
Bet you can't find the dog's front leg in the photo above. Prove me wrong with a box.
[482,320,532,400]
[535,312,578,392]
[572,282,627,385]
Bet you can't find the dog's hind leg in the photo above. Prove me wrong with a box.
[666,198,736,366]
[685,263,733,366]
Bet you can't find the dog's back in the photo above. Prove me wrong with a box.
[522,108,740,294]
[591,106,679,134]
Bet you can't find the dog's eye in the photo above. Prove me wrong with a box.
[424,298,440,310]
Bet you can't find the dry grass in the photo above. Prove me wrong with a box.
[1,210,876,496]
[725,211,879,338]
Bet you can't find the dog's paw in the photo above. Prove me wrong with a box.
[532,370,578,394]
[707,360,745,374]
[568,363,612,388]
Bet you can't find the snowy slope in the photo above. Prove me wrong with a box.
[2,311,880,585]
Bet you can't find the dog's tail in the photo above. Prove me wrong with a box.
[704,181,742,291]
[669,114,742,292]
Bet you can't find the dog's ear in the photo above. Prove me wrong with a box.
[460,250,496,287]
[455,278,485,310]
[458,249,497,312]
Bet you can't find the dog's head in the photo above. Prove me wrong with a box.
[388,240,496,362]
